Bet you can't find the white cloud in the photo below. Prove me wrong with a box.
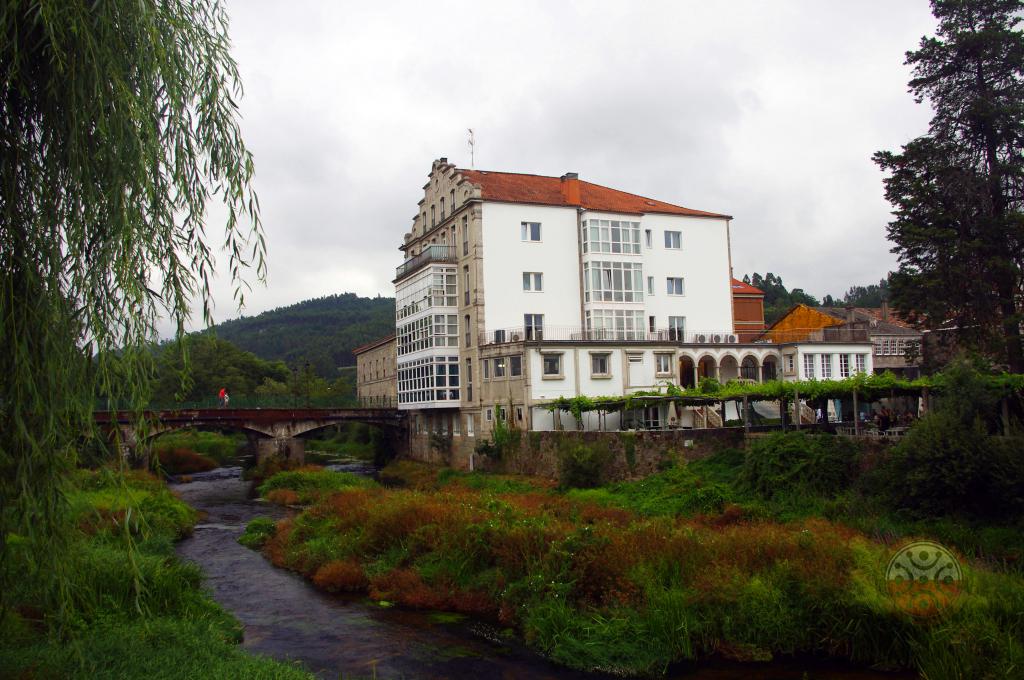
[163,0,937,335]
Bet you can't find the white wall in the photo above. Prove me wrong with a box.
[481,202,582,332]
[635,212,733,335]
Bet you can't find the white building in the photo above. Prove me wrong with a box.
[392,159,872,440]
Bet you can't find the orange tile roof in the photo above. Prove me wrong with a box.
[731,278,764,295]
[352,334,395,355]
[457,169,729,218]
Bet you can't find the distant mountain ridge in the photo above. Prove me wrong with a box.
[207,293,394,379]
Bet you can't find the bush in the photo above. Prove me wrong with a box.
[156,448,217,475]
[238,517,277,549]
[150,429,241,465]
[741,432,859,499]
[558,439,612,489]
[879,412,1024,519]
[258,467,375,504]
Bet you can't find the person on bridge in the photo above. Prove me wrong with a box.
[218,387,228,408]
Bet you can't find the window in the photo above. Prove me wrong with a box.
[647,276,654,295]
[453,414,460,435]
[644,229,652,248]
[524,313,544,340]
[510,355,522,377]
[461,216,468,255]
[666,277,685,295]
[465,358,473,401]
[583,261,644,302]
[521,221,541,241]
[450,189,455,212]
[497,405,507,421]
[643,406,661,429]
[397,355,460,404]
[586,309,645,340]
[431,204,436,226]
[839,354,850,378]
[855,354,867,373]
[581,219,641,254]
[649,315,656,333]
[522,272,543,291]
[591,352,611,377]
[494,357,506,378]
[542,353,562,377]
[483,358,490,379]
[656,353,672,375]
[397,314,458,355]
[516,406,524,423]
[485,408,493,422]
[668,316,686,341]
[440,197,445,220]
[803,353,816,379]
[464,314,471,347]
[820,354,832,378]
[664,231,681,249]
[466,414,474,436]
[493,329,506,343]
[463,266,470,306]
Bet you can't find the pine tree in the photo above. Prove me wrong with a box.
[874,0,1024,370]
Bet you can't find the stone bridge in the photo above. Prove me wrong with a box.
[94,407,406,464]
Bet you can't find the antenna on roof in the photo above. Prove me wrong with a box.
[467,128,475,168]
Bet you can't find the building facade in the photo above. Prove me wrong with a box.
[386,159,873,463]
[353,334,397,405]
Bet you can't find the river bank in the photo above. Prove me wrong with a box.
[241,451,1024,679]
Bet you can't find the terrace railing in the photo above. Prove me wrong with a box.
[394,244,456,281]
[479,326,755,345]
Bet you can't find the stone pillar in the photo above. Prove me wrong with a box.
[256,437,306,465]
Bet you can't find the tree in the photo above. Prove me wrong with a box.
[874,0,1024,371]
[0,1,262,614]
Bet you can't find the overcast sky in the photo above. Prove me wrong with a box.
[179,0,938,334]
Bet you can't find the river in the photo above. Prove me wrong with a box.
[173,464,915,680]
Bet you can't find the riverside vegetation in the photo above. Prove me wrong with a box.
[241,368,1024,678]
[0,468,314,680]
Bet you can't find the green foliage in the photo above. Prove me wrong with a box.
[258,468,376,504]
[741,432,859,499]
[821,279,890,308]
[698,376,722,394]
[569,458,734,516]
[557,438,613,489]
[238,517,278,550]
[211,294,395,379]
[877,358,1024,519]
[874,0,1024,371]
[0,0,266,616]
[150,429,242,465]
[151,335,290,404]
[742,272,820,325]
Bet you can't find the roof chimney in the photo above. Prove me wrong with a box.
[881,299,890,322]
[439,157,448,164]
[845,305,855,323]
[560,172,580,205]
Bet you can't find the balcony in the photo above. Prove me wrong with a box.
[394,244,457,282]
[479,326,752,345]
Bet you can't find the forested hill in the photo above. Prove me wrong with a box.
[208,293,395,379]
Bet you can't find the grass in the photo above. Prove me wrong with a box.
[257,466,377,505]
[244,456,1024,677]
[0,466,314,680]
[150,429,243,466]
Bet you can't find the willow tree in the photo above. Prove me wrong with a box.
[0,1,263,610]
[874,0,1024,371]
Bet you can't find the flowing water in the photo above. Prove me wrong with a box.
[173,464,915,680]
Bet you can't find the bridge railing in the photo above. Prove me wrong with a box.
[95,395,397,411]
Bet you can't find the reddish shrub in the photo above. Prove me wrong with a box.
[158,448,217,474]
[369,568,445,609]
[266,488,300,506]
[263,518,294,567]
[312,560,368,592]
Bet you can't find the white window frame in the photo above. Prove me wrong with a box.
[664,231,681,249]
[466,414,475,436]
[855,354,867,373]
[803,353,816,379]
[820,354,832,379]
[644,229,652,248]
[542,352,563,378]
[485,408,493,422]
[520,221,542,242]
[590,352,611,378]
[655,352,673,376]
[647,276,654,295]
[839,354,850,378]
[510,355,522,377]
[666,277,685,296]
[494,356,506,378]
[522,272,543,292]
